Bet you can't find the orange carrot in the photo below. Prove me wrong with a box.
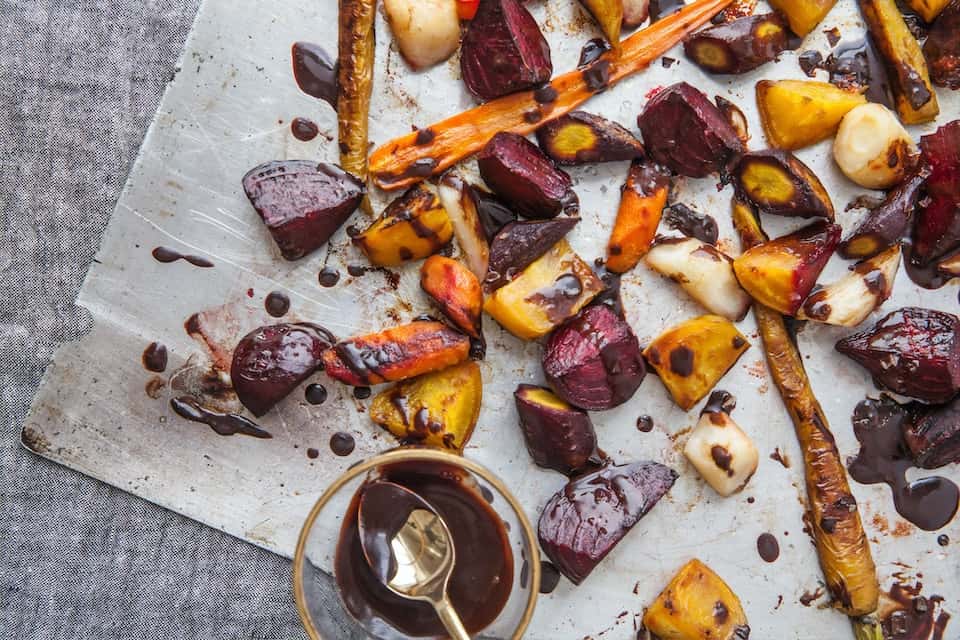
[606,161,671,273]
[368,0,733,191]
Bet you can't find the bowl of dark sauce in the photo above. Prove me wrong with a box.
[293,448,540,640]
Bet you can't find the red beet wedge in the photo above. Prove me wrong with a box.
[912,121,960,265]
[538,461,678,584]
[242,160,365,261]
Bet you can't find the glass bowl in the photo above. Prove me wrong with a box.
[293,447,540,640]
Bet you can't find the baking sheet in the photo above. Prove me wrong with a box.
[20,0,958,637]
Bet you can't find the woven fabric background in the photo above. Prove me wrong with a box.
[0,1,313,637]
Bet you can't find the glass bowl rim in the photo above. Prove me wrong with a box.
[292,447,542,640]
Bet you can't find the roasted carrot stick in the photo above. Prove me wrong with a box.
[732,196,882,640]
[368,0,733,191]
[339,0,376,214]
[606,160,671,273]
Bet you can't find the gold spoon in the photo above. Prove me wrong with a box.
[358,480,470,640]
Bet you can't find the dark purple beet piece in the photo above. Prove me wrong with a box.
[836,307,960,404]
[638,82,745,178]
[538,461,677,584]
[460,0,552,102]
[924,0,960,90]
[514,384,601,475]
[912,121,960,265]
[242,160,365,261]
[472,188,518,241]
[904,399,960,469]
[478,132,579,219]
[543,305,646,411]
[231,323,335,417]
[486,218,580,290]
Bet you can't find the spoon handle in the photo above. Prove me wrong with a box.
[433,595,471,640]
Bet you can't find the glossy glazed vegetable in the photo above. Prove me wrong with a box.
[734,150,835,219]
[797,245,900,327]
[579,0,624,49]
[732,219,841,316]
[436,174,490,279]
[684,393,758,497]
[486,218,580,290]
[242,161,365,261]
[339,0,376,214]
[638,82,745,178]
[683,13,790,74]
[642,559,750,640]
[478,132,579,219]
[535,111,644,165]
[460,0,552,102]
[606,161,671,273]
[514,385,601,475]
[353,183,453,266]
[924,0,960,89]
[543,305,647,410]
[383,0,461,70]
[483,239,605,340]
[833,104,917,190]
[858,0,939,124]
[643,315,750,411]
[646,237,752,321]
[913,121,960,265]
[420,256,484,341]
[457,0,481,20]
[904,398,960,469]
[836,307,960,403]
[370,361,482,452]
[756,80,867,151]
[732,198,880,623]
[322,320,471,386]
[766,0,837,36]
[904,0,951,22]
[368,0,735,190]
[538,461,677,584]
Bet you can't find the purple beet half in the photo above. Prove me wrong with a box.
[543,304,646,411]
[460,0,552,102]
[231,323,336,417]
[242,160,365,261]
[486,217,580,290]
[538,461,678,584]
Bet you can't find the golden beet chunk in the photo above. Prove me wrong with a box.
[369,361,482,452]
[643,559,749,640]
[766,0,837,36]
[579,0,623,49]
[484,239,605,340]
[905,0,951,21]
[420,255,483,340]
[643,315,750,411]
[756,80,867,150]
[353,183,453,266]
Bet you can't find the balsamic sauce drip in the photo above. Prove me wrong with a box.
[291,117,319,141]
[318,266,341,287]
[291,42,337,108]
[649,0,686,22]
[353,386,372,400]
[152,246,213,268]
[264,291,290,317]
[757,533,780,563]
[169,396,271,438]
[881,581,951,640]
[636,415,654,432]
[330,431,356,456]
[578,38,610,68]
[305,383,328,405]
[539,561,562,594]
[664,203,719,245]
[142,342,168,373]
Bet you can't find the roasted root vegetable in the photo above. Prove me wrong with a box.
[732,200,880,621]
[833,104,918,190]
[322,320,471,386]
[368,0,735,190]
[538,461,677,584]
[623,0,651,26]
[383,0,460,70]
[683,13,789,75]
[420,256,483,340]
[353,183,453,266]
[231,323,335,417]
[478,132,579,219]
[639,82,745,178]
[904,0,952,25]
[913,121,960,265]
[606,161,671,273]
[684,392,758,496]
[838,166,929,259]
[756,80,867,151]
[859,0,939,124]
[369,361,482,451]
[242,161,365,261]
[486,218,580,290]
[904,398,960,469]
[642,559,750,640]
[473,189,518,240]
[514,384,601,474]
[339,0,376,214]
[436,174,490,279]
[579,0,623,49]
[460,0,552,101]
[535,111,644,165]
[766,0,837,36]
[646,238,752,321]
[663,203,719,245]
[643,315,750,411]
[543,305,647,410]
[483,239,605,339]
[924,0,960,89]
[836,307,960,403]
[733,219,841,316]
[798,246,900,327]
[735,150,835,220]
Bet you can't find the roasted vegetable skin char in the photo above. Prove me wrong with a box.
[683,13,790,75]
